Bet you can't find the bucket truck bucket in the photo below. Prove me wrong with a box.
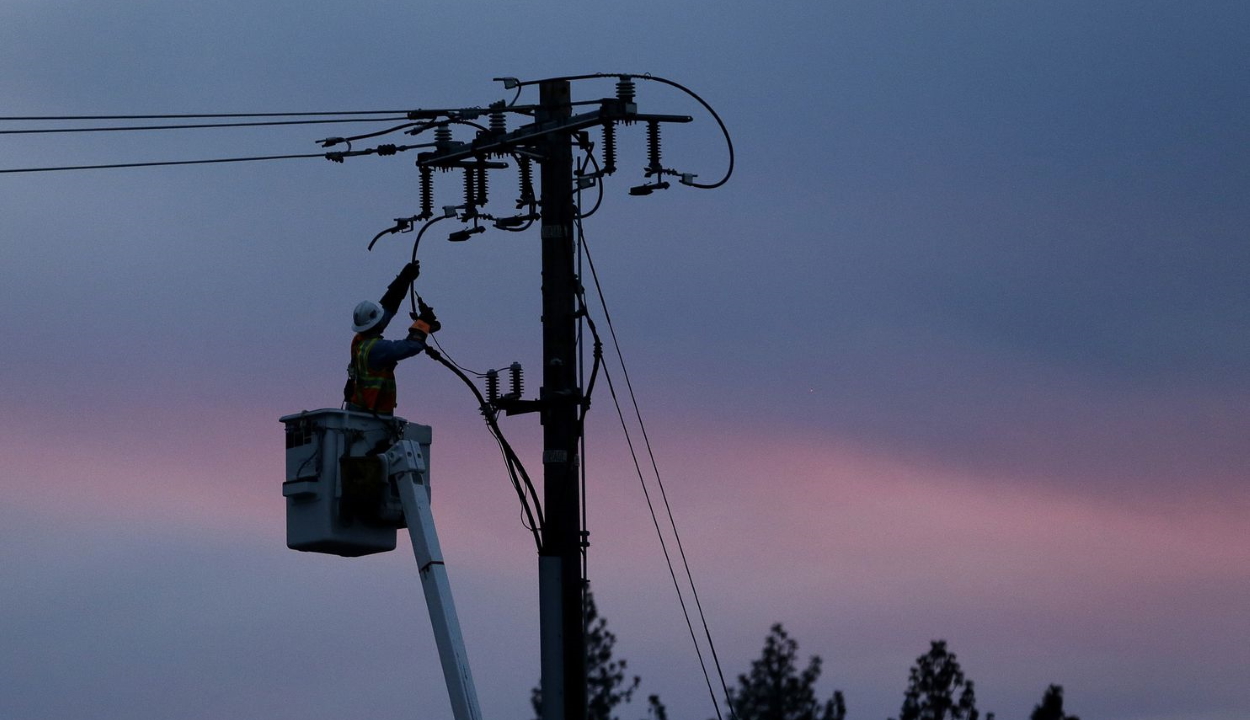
[279,408,432,557]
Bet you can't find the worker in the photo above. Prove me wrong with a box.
[345,261,441,415]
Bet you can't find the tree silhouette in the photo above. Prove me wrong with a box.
[725,624,846,720]
[531,591,642,720]
[646,694,669,720]
[1030,685,1078,720]
[892,640,979,720]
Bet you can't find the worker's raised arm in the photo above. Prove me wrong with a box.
[366,334,427,367]
[379,261,421,314]
[367,300,440,369]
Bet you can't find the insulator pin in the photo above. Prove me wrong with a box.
[517,157,535,208]
[486,369,500,403]
[476,163,489,206]
[419,165,434,219]
[489,101,507,136]
[616,77,636,106]
[463,167,477,212]
[508,362,523,398]
[602,123,617,175]
[434,124,453,150]
[646,121,662,175]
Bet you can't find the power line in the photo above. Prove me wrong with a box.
[0,116,412,136]
[513,72,734,189]
[426,346,544,551]
[595,339,725,720]
[0,110,414,121]
[577,220,738,720]
[0,152,330,174]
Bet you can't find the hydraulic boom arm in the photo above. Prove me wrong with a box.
[386,439,483,720]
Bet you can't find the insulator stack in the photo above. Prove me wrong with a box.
[646,121,662,174]
[489,101,507,136]
[476,163,489,206]
[517,157,535,208]
[419,165,434,219]
[486,369,500,403]
[602,123,617,175]
[508,362,523,398]
[434,124,453,150]
[463,167,477,211]
[616,77,636,106]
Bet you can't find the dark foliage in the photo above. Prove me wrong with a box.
[724,624,846,720]
[646,694,669,720]
[1030,685,1079,720]
[531,591,642,720]
[893,640,980,720]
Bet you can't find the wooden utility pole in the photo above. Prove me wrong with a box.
[535,78,587,720]
[415,77,693,720]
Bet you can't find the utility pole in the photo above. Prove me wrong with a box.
[535,79,586,720]
[413,76,694,720]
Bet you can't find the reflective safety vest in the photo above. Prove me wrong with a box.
[350,334,397,414]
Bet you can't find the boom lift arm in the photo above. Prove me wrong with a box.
[281,409,482,720]
[386,439,483,720]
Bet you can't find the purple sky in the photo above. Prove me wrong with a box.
[2,2,1247,720]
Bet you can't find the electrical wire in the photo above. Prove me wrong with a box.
[321,121,424,147]
[396,215,543,541]
[514,72,734,189]
[327,141,432,164]
[492,431,539,533]
[578,222,589,586]
[367,213,488,381]
[0,152,330,174]
[577,220,738,720]
[398,214,493,379]
[628,74,733,190]
[410,215,451,265]
[0,116,412,136]
[596,348,724,719]
[426,346,544,551]
[0,110,415,121]
[574,183,602,591]
[574,149,605,220]
[368,217,415,252]
[430,332,489,378]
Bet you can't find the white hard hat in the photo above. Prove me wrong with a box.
[352,300,385,333]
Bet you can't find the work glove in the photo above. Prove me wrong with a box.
[380,261,421,313]
[407,298,441,341]
[399,260,421,284]
[417,298,441,333]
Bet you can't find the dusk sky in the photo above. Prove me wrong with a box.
[2,2,1247,720]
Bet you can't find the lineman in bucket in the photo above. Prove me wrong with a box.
[345,261,441,415]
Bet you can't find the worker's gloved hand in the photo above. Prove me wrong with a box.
[399,260,420,284]
[381,261,421,313]
[417,298,441,334]
[407,299,441,341]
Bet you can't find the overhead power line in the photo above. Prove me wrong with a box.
[578,221,738,720]
[513,72,734,188]
[0,152,330,174]
[0,115,413,136]
[0,110,414,121]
